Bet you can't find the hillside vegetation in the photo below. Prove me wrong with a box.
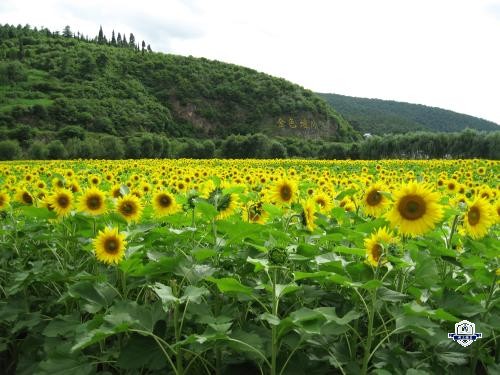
[319,93,499,135]
[0,24,357,144]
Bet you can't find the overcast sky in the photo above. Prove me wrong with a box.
[2,0,500,124]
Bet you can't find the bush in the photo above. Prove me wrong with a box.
[0,140,21,160]
[47,140,67,159]
[28,141,48,159]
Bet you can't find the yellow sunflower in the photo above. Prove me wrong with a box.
[301,199,317,232]
[0,191,10,210]
[362,183,389,217]
[269,177,297,206]
[364,227,398,266]
[15,189,34,205]
[313,191,333,213]
[243,201,268,224]
[79,187,107,216]
[152,191,180,216]
[93,227,127,265]
[386,182,443,236]
[209,188,239,220]
[463,197,495,239]
[46,188,73,217]
[116,194,143,223]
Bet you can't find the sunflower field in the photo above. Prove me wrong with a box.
[0,159,498,375]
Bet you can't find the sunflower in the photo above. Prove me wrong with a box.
[0,191,10,210]
[301,199,317,232]
[362,183,389,217]
[463,197,495,239]
[93,227,127,265]
[269,177,297,206]
[79,187,107,215]
[386,182,443,236]
[208,188,239,220]
[364,227,398,266]
[243,201,268,224]
[116,194,143,223]
[46,188,73,217]
[15,189,34,205]
[313,191,333,213]
[152,191,179,216]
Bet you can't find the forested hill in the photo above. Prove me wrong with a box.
[318,93,499,135]
[0,24,358,142]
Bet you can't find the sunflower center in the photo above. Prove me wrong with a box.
[398,195,426,220]
[371,244,382,262]
[0,196,4,206]
[87,195,102,210]
[367,190,382,206]
[279,185,292,201]
[57,195,70,208]
[104,238,119,254]
[121,202,135,215]
[316,198,325,207]
[23,192,33,205]
[159,195,171,207]
[467,206,480,226]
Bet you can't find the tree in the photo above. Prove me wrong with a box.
[47,140,67,159]
[98,25,105,44]
[129,33,135,48]
[147,44,152,52]
[111,30,116,45]
[0,140,21,160]
[62,25,72,38]
[141,40,146,53]
[117,32,122,44]
[28,141,48,159]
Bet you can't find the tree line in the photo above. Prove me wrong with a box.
[0,129,497,160]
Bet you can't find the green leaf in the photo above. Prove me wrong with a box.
[275,283,300,298]
[206,277,253,295]
[19,205,57,220]
[315,307,362,325]
[259,312,281,326]
[117,335,166,370]
[68,281,117,312]
[181,286,209,304]
[196,200,218,220]
[151,282,179,310]
[377,287,407,302]
[294,271,330,281]
[38,358,93,375]
[334,246,365,256]
[335,189,357,201]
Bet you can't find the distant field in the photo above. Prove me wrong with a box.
[0,159,498,374]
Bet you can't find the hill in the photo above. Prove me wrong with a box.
[318,93,499,135]
[0,24,358,143]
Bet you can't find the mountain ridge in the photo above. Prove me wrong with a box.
[318,92,499,134]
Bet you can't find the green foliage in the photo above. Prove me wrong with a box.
[0,24,355,143]
[319,93,500,134]
[0,139,21,160]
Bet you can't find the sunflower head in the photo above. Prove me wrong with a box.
[364,227,397,267]
[301,199,317,232]
[47,188,73,217]
[209,188,238,220]
[363,183,388,217]
[0,192,10,210]
[270,178,297,206]
[243,201,268,224]
[79,187,107,216]
[116,194,143,223]
[16,189,34,205]
[153,191,180,216]
[313,192,332,213]
[386,182,443,236]
[463,197,495,239]
[93,227,127,265]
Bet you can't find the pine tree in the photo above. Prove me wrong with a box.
[98,25,105,44]
[122,33,127,46]
[62,25,72,38]
[117,32,122,44]
[129,33,135,48]
[141,40,146,53]
[111,30,116,45]
[147,44,152,52]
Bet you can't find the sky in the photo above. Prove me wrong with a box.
[1,0,500,125]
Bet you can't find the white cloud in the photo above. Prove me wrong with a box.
[1,0,499,124]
